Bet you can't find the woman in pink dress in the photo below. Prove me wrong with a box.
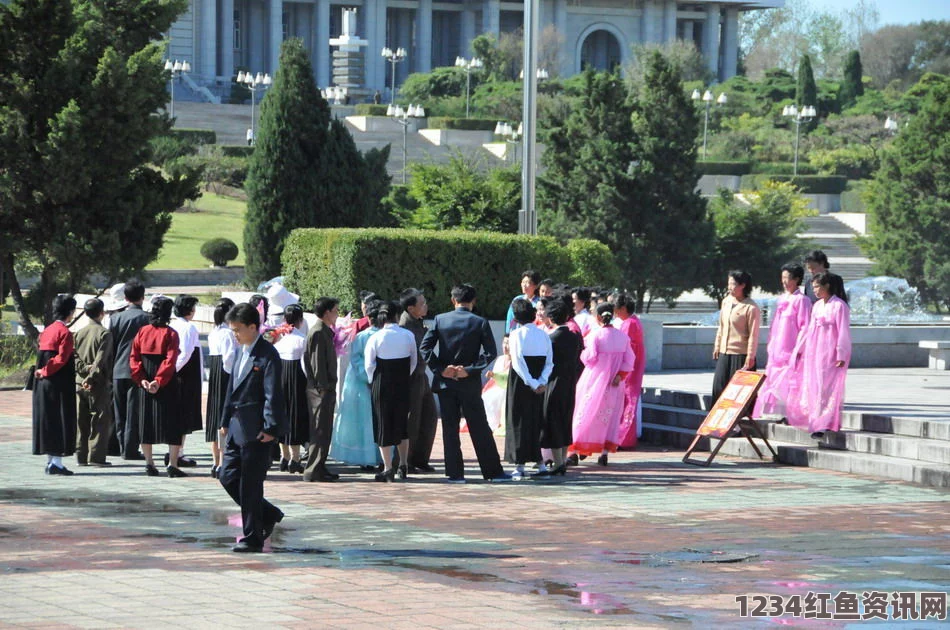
[753,264,812,419]
[786,272,851,438]
[570,303,635,466]
[612,292,646,449]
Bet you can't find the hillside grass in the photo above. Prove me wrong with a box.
[150,193,247,269]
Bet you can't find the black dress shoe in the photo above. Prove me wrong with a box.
[210,465,219,479]
[359,465,378,472]
[318,468,340,481]
[565,453,579,466]
[176,456,197,468]
[46,464,74,476]
[76,459,88,467]
[232,541,263,553]
[396,465,408,481]
[811,432,825,440]
[411,463,436,473]
[279,458,289,472]
[146,464,160,477]
[89,461,112,467]
[597,453,609,466]
[288,460,304,474]
[166,466,189,478]
[263,511,284,541]
[374,470,392,482]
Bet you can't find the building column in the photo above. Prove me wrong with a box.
[484,0,500,36]
[269,0,282,75]
[640,1,661,44]
[220,0,235,79]
[663,0,676,42]
[461,5,476,55]
[554,0,568,75]
[365,0,387,92]
[703,3,720,78]
[417,0,432,73]
[250,2,265,71]
[315,0,330,87]
[199,0,217,80]
[721,6,739,80]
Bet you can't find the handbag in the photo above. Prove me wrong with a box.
[25,365,36,391]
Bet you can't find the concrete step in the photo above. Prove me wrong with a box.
[766,422,950,464]
[840,411,950,441]
[803,215,858,235]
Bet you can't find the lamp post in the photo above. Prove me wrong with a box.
[494,121,523,163]
[164,59,191,120]
[455,56,483,119]
[237,71,272,145]
[782,104,817,176]
[321,86,345,105]
[691,89,727,160]
[388,103,425,185]
[381,47,407,106]
[518,67,549,81]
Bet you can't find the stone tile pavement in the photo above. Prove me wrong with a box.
[1,389,948,628]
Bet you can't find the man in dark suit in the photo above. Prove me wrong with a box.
[302,297,341,482]
[420,284,508,483]
[108,280,149,459]
[219,303,287,553]
[398,288,438,473]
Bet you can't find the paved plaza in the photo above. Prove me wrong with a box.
[1,379,948,628]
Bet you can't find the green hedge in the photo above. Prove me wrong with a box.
[740,174,849,195]
[219,145,254,157]
[0,335,35,370]
[751,161,818,175]
[170,128,217,145]
[426,117,496,131]
[281,229,620,319]
[354,104,389,116]
[697,161,753,176]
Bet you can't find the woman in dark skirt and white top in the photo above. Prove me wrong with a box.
[33,294,78,475]
[170,295,202,468]
[206,297,236,478]
[505,298,553,480]
[364,301,417,482]
[538,296,582,476]
[130,297,185,477]
[271,304,309,474]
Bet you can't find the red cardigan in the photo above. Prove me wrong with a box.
[36,320,74,379]
[130,325,180,389]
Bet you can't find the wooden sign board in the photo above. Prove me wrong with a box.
[683,370,775,466]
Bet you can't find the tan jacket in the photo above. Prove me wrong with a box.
[714,295,761,356]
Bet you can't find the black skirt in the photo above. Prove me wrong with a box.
[137,354,183,446]
[280,358,310,446]
[177,349,203,434]
[371,356,412,448]
[204,354,230,442]
[542,328,581,449]
[505,355,547,464]
[712,353,755,402]
[32,350,77,456]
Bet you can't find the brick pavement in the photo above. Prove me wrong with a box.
[1,389,948,628]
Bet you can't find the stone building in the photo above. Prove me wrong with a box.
[169,0,783,96]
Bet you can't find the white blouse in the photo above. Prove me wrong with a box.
[364,323,417,382]
[208,324,237,374]
[509,323,553,389]
[273,328,306,361]
[170,317,203,374]
[573,309,593,335]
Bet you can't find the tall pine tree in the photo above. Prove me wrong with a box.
[796,54,818,107]
[838,50,864,110]
[243,38,331,284]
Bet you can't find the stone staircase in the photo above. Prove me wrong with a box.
[640,387,950,488]
[800,215,874,282]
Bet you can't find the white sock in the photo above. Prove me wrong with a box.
[537,461,548,473]
[515,465,525,475]
[47,454,54,466]
[50,455,63,468]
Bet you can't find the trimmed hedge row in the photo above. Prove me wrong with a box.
[697,161,752,176]
[281,229,620,319]
[219,145,254,157]
[750,161,818,175]
[354,104,389,116]
[739,174,849,195]
[169,128,217,145]
[426,117,496,131]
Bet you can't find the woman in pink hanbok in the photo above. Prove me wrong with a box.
[753,264,812,419]
[786,272,851,438]
[570,303,635,465]
[611,292,646,449]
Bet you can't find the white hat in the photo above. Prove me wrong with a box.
[266,284,299,317]
[102,283,129,312]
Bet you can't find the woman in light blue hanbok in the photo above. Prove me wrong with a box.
[330,306,382,467]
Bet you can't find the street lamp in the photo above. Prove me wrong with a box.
[518,68,549,81]
[455,56,483,119]
[884,115,899,134]
[494,121,523,163]
[388,103,425,185]
[237,71,272,145]
[381,47,408,106]
[321,86,345,105]
[164,59,191,120]
[691,89,727,160]
[782,104,817,176]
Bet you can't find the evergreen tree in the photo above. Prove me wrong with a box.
[839,50,864,110]
[860,80,950,311]
[797,53,818,108]
[362,145,395,226]
[244,38,331,284]
[0,0,196,333]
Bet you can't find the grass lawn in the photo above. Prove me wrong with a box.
[150,192,247,270]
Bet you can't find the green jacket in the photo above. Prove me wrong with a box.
[74,320,114,390]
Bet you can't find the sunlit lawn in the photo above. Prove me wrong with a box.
[150,192,246,269]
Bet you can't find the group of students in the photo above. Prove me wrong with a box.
[712,250,852,437]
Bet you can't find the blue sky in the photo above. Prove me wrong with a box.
[815,0,950,25]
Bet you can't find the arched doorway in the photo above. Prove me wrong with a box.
[580,29,621,71]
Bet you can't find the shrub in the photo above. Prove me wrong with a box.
[354,104,389,116]
[400,67,470,102]
[0,335,35,370]
[167,154,248,190]
[739,174,848,195]
[697,161,753,176]
[751,161,818,175]
[219,145,254,157]
[808,145,878,179]
[425,117,497,131]
[200,238,240,267]
[150,134,198,165]
[169,128,216,145]
[281,228,618,319]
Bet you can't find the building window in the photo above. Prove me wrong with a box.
[234,9,242,50]
[282,11,289,40]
